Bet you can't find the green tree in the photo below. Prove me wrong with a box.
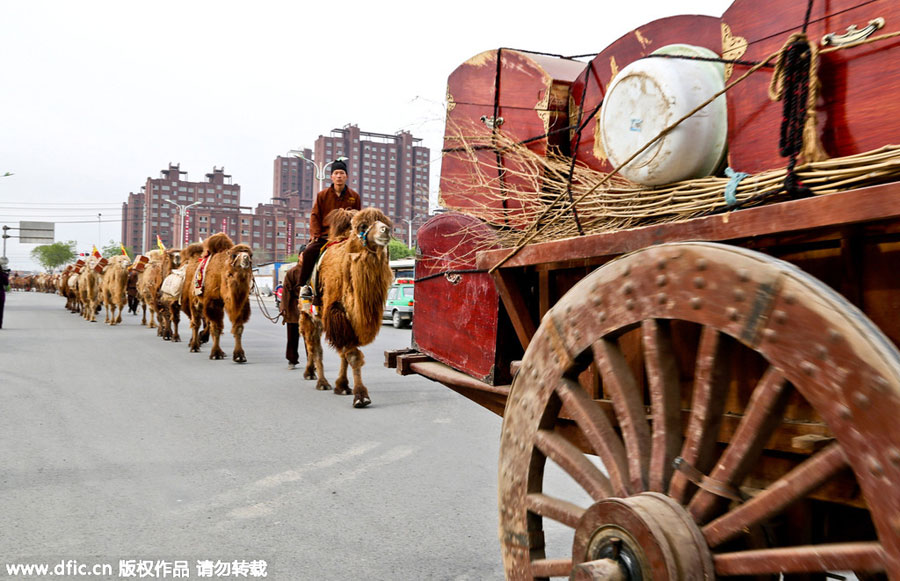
[101,239,133,259]
[30,240,77,271]
[388,239,415,260]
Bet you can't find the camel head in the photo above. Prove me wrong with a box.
[167,249,182,269]
[109,255,131,270]
[351,208,393,251]
[229,244,253,270]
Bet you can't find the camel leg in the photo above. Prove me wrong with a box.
[206,302,226,360]
[346,347,371,408]
[229,300,250,363]
[104,300,111,324]
[188,307,203,353]
[301,315,330,390]
[334,352,352,396]
[115,302,123,324]
[141,302,147,326]
[208,321,225,360]
[231,322,246,363]
[159,305,171,340]
[170,302,181,342]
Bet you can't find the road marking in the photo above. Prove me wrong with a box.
[178,441,380,514]
[226,445,416,520]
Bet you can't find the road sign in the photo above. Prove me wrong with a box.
[19,221,54,243]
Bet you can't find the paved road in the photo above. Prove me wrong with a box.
[0,291,505,580]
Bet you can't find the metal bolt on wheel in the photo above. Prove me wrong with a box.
[498,242,900,579]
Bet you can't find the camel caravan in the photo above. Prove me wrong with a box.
[32,206,394,407]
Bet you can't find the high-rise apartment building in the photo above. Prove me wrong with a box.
[121,163,303,263]
[311,124,430,246]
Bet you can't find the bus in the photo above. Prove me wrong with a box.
[389,258,415,280]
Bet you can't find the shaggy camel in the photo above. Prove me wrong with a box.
[158,243,203,342]
[138,249,181,333]
[299,207,393,408]
[180,243,210,352]
[59,266,77,312]
[189,233,253,362]
[77,257,102,322]
[100,255,131,325]
[65,266,82,314]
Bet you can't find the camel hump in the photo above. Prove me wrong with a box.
[327,208,356,239]
[204,232,234,256]
[182,242,204,262]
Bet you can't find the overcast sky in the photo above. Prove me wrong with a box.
[0,0,729,271]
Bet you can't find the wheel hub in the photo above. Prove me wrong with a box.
[571,492,714,580]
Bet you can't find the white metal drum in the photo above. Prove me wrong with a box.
[600,44,728,186]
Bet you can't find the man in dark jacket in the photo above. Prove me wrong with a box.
[126,268,140,314]
[281,246,306,369]
[299,159,360,298]
[0,259,9,329]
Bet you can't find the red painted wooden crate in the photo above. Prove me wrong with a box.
[724,0,900,172]
[414,213,519,385]
[440,49,584,229]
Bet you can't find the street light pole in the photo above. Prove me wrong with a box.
[97,213,102,246]
[163,199,201,247]
[287,150,349,193]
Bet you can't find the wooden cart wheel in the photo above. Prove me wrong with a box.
[499,242,900,579]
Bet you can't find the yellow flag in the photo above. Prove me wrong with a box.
[92,245,101,259]
[120,243,128,257]
[157,235,166,251]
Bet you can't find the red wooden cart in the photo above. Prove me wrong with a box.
[388,1,900,578]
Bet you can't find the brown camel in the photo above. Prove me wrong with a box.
[180,243,210,352]
[138,249,181,333]
[299,207,393,408]
[77,257,102,322]
[100,255,131,325]
[59,265,77,312]
[189,233,253,362]
[158,243,203,343]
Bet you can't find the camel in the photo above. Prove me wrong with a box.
[59,266,77,312]
[100,255,131,325]
[299,207,393,408]
[180,243,210,352]
[189,233,253,362]
[137,249,181,333]
[77,257,102,322]
[158,243,202,342]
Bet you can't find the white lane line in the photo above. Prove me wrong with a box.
[226,445,416,520]
[178,441,380,514]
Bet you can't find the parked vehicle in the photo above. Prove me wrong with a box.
[383,278,414,328]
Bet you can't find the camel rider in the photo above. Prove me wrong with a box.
[299,159,360,298]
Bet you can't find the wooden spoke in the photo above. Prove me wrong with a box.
[713,542,886,576]
[669,325,731,505]
[526,493,585,529]
[593,338,651,492]
[688,366,791,524]
[530,558,573,578]
[642,319,682,493]
[534,429,613,500]
[556,378,631,497]
[702,442,848,548]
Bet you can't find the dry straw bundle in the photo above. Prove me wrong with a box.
[440,122,900,252]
